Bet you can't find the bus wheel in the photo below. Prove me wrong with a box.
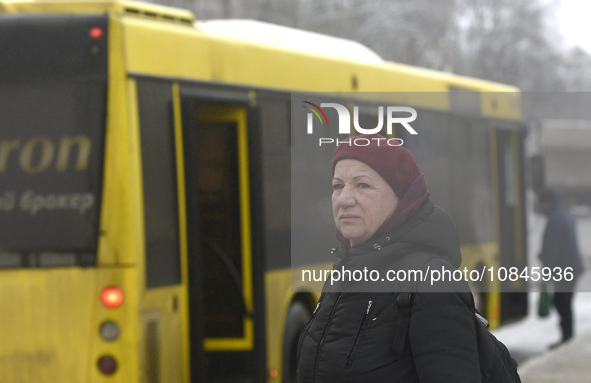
[282,301,311,383]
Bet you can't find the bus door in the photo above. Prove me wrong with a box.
[181,102,256,382]
[493,127,528,321]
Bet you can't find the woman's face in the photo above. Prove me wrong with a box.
[332,159,399,248]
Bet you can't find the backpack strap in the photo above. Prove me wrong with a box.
[392,251,440,354]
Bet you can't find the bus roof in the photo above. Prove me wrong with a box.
[0,0,519,92]
[193,18,518,93]
[194,19,384,65]
[1,0,521,119]
[0,0,194,24]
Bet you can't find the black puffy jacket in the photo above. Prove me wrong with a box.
[297,201,481,382]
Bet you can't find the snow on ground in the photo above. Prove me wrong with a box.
[491,214,591,367]
[492,290,591,366]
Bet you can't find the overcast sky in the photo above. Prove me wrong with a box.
[557,0,591,53]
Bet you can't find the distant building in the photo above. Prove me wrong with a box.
[540,119,591,208]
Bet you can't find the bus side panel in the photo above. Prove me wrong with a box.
[0,269,95,383]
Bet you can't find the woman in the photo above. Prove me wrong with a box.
[297,133,480,382]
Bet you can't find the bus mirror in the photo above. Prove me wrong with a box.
[530,154,545,194]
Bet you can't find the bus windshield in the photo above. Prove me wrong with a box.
[0,15,108,267]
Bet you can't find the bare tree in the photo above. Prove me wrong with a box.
[450,0,567,90]
[558,47,591,91]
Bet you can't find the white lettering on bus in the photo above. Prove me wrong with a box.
[0,135,92,174]
[20,137,55,173]
[19,191,95,215]
[0,191,16,211]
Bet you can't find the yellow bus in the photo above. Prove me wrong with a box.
[0,1,527,382]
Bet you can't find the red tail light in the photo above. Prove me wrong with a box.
[101,287,124,308]
[89,26,104,39]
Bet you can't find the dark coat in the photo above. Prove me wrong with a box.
[297,201,481,382]
[540,203,585,281]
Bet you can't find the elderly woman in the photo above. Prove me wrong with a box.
[297,133,480,382]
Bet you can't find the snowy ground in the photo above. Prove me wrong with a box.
[491,213,591,367]
[492,290,591,366]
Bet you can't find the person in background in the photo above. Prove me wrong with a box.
[538,189,585,349]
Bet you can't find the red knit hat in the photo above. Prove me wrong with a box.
[331,133,421,199]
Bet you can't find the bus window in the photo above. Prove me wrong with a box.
[196,119,245,338]
[259,100,291,271]
[137,79,181,288]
